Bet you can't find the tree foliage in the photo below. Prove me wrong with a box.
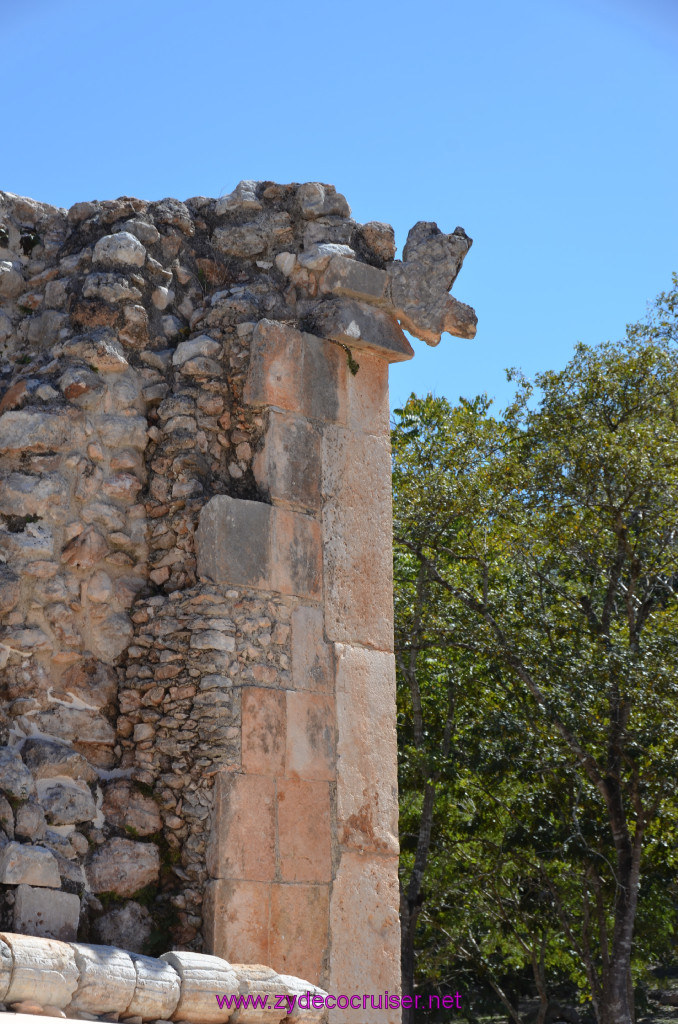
[393,276,678,1024]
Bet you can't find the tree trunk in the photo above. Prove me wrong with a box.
[597,791,643,1024]
[400,885,418,1024]
[599,966,634,1024]
[400,782,436,1024]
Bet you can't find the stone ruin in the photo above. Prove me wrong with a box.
[0,181,476,1021]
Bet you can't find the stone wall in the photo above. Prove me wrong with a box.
[0,181,476,1021]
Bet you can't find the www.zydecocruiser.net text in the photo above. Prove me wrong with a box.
[215,991,463,1012]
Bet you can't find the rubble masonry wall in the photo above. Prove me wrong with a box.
[0,181,476,1024]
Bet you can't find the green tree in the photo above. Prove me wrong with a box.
[393,276,678,1024]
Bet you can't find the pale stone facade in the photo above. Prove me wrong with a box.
[0,182,476,1021]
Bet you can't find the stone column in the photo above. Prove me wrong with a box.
[199,315,411,1023]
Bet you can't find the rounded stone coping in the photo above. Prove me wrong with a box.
[0,933,327,1022]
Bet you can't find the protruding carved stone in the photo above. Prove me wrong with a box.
[308,297,414,363]
[388,222,476,344]
[321,220,477,345]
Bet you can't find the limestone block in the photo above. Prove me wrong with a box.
[299,331,347,423]
[0,747,36,800]
[120,218,161,244]
[190,631,236,654]
[297,183,350,220]
[160,951,238,1024]
[356,221,396,264]
[298,243,355,271]
[0,565,20,617]
[150,197,194,235]
[0,937,12,1000]
[0,411,71,454]
[244,320,346,425]
[0,842,61,887]
[0,795,14,839]
[291,606,334,693]
[88,610,134,664]
[91,902,153,954]
[269,885,329,986]
[1,933,79,1007]
[62,331,129,372]
[196,496,321,600]
[197,496,272,589]
[0,259,24,298]
[345,349,390,438]
[285,692,335,781]
[172,334,221,366]
[15,801,47,841]
[93,231,146,267]
[68,943,136,1014]
[301,213,357,243]
[126,952,181,1019]
[29,708,116,747]
[243,320,304,413]
[0,473,69,518]
[277,779,331,883]
[334,644,399,856]
[242,688,285,775]
[152,285,172,309]
[86,838,160,897]
[86,571,113,605]
[38,780,97,826]
[13,886,80,942]
[28,310,68,345]
[253,411,322,512]
[92,414,148,449]
[82,271,142,303]
[60,525,108,569]
[328,853,401,1024]
[22,739,97,783]
[0,523,55,562]
[59,366,104,406]
[101,472,143,502]
[216,180,263,214]
[270,508,321,600]
[101,780,162,837]
[204,879,270,966]
[310,298,413,364]
[0,310,12,343]
[321,427,394,651]
[322,254,390,305]
[206,774,275,882]
[275,251,296,276]
[1,627,51,653]
[213,210,291,257]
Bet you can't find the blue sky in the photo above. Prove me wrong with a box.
[3,0,677,412]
